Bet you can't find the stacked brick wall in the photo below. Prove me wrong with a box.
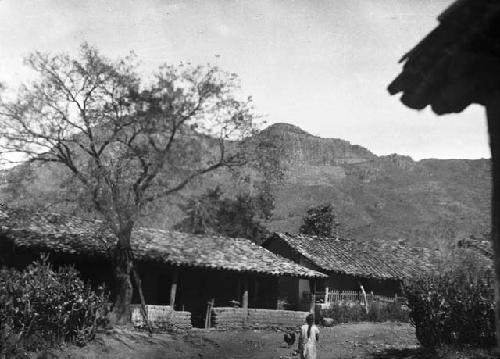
[212,307,309,329]
[131,304,192,331]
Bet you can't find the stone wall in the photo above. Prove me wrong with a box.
[130,305,308,331]
[212,307,309,329]
[131,304,192,331]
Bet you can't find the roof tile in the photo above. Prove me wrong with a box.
[0,205,326,279]
[272,233,436,280]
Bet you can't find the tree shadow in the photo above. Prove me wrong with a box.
[370,346,498,359]
[370,347,432,359]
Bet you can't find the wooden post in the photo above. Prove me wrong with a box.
[487,99,500,349]
[242,276,249,310]
[324,287,329,304]
[309,279,316,314]
[205,298,215,329]
[170,267,178,309]
[359,283,368,314]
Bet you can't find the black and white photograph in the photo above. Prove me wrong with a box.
[0,0,498,358]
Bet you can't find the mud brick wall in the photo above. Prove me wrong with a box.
[131,305,192,331]
[212,307,309,329]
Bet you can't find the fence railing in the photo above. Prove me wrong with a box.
[325,290,362,303]
[304,290,405,305]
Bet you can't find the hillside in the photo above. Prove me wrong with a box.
[261,123,490,248]
[0,123,491,249]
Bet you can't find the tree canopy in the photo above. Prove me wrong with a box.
[299,203,340,238]
[174,186,272,244]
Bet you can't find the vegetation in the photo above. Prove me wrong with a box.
[174,186,272,244]
[0,43,257,323]
[0,257,109,358]
[320,301,409,325]
[299,203,340,237]
[403,249,495,349]
[173,129,284,243]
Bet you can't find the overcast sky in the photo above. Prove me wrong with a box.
[0,0,490,160]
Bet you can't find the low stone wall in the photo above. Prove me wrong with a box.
[131,304,192,331]
[212,307,309,329]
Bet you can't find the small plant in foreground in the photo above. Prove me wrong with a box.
[0,256,110,357]
[403,249,495,349]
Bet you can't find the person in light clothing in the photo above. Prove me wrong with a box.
[298,313,320,359]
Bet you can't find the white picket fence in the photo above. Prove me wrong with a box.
[306,290,403,306]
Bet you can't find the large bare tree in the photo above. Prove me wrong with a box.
[0,43,257,323]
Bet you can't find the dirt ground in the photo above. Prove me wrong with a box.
[42,322,496,359]
[42,322,415,359]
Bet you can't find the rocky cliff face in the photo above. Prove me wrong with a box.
[261,123,375,166]
[257,124,490,248]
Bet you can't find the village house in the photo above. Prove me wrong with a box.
[0,205,326,329]
[264,232,436,311]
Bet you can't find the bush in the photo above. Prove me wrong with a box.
[320,300,409,324]
[0,256,110,357]
[403,250,495,349]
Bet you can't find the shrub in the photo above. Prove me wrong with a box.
[403,249,495,349]
[320,300,409,324]
[0,256,110,357]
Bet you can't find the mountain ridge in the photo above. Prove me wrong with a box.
[256,123,490,248]
[0,122,491,249]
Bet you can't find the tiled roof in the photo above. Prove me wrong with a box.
[0,205,326,279]
[269,233,436,280]
[457,238,493,259]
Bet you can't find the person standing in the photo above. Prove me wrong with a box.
[298,313,320,359]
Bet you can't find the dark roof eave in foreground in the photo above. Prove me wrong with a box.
[388,0,500,115]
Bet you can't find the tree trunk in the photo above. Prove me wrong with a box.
[487,100,500,349]
[113,236,134,325]
[132,264,153,334]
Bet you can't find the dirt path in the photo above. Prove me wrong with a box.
[189,322,420,359]
[45,322,424,359]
